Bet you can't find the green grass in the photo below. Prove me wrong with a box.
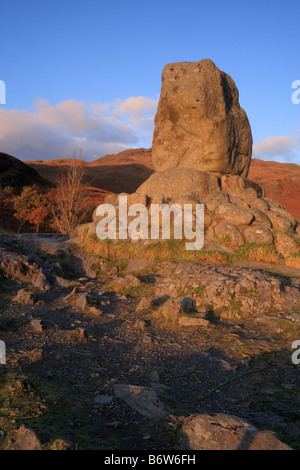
[217,234,233,243]
[286,228,300,247]
[0,370,112,450]
[288,252,300,258]
[177,284,205,298]
[0,371,75,449]
[229,242,281,264]
[81,234,231,268]
[122,284,155,298]
[246,290,260,298]
[82,234,292,270]
[230,298,242,311]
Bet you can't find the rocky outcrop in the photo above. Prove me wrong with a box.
[2,425,43,450]
[83,171,300,267]
[153,261,300,316]
[152,59,252,177]
[0,234,100,291]
[136,167,220,201]
[0,246,51,291]
[178,413,292,450]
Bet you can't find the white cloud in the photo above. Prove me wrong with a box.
[112,96,158,139]
[253,135,300,164]
[114,96,158,117]
[90,102,112,115]
[0,96,157,161]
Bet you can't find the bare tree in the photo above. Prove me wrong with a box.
[51,150,91,234]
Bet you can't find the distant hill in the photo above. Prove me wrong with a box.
[26,149,300,220]
[26,148,154,194]
[248,158,300,221]
[0,152,55,192]
[0,153,56,233]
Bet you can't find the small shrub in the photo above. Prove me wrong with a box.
[13,186,50,233]
[3,186,15,196]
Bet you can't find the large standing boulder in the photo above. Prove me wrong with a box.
[152,59,252,177]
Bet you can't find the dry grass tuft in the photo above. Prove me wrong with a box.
[79,235,289,271]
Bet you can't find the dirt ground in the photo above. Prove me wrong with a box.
[0,235,299,450]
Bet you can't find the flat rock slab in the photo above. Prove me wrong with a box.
[94,395,114,405]
[178,413,292,450]
[125,257,150,273]
[154,261,300,315]
[137,167,220,201]
[114,384,167,420]
[232,260,300,277]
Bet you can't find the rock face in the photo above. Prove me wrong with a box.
[154,261,300,315]
[136,166,220,200]
[87,171,300,267]
[152,59,252,177]
[0,246,51,291]
[3,425,42,450]
[83,172,300,268]
[178,413,292,450]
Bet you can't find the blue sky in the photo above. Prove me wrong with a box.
[0,0,300,163]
